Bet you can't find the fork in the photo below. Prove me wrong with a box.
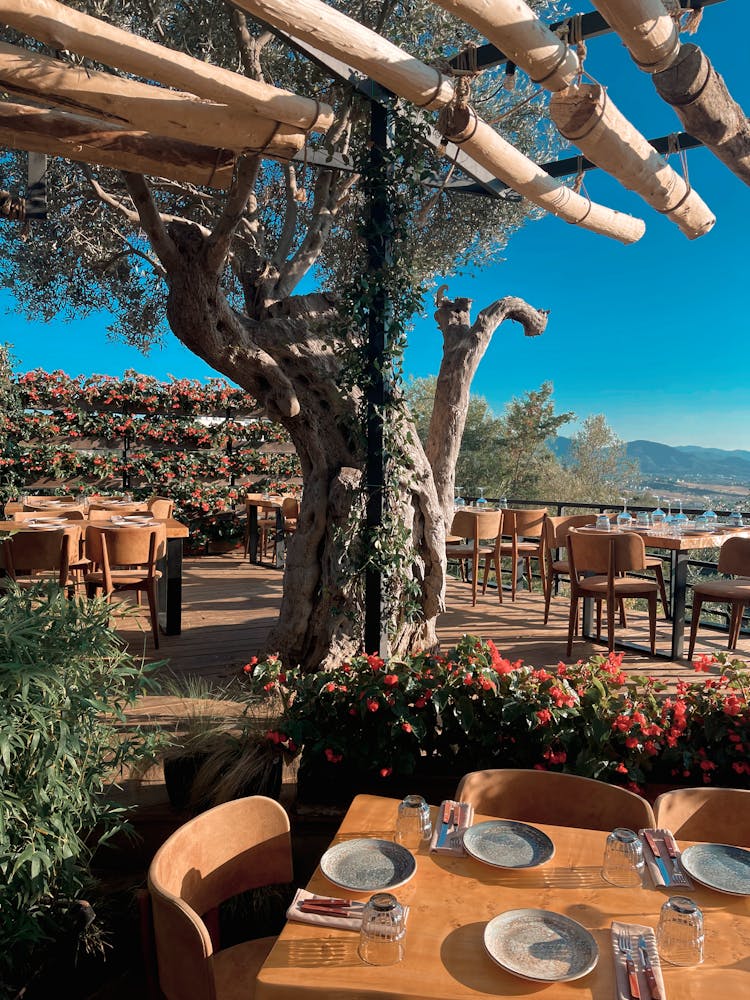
[617,929,641,999]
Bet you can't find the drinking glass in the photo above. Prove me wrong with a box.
[595,514,611,531]
[729,508,745,527]
[673,500,688,534]
[358,893,406,966]
[616,497,632,531]
[602,828,644,887]
[395,794,432,851]
[454,486,465,508]
[656,896,704,966]
[636,511,651,528]
[651,497,666,534]
[475,487,487,508]
[702,501,718,529]
[498,497,508,510]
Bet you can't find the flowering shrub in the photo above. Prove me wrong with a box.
[243,639,750,793]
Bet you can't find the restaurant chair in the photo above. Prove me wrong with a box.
[12,509,84,521]
[148,795,293,1000]
[455,768,655,832]
[243,494,278,561]
[84,524,166,647]
[541,513,597,623]
[1,528,72,591]
[653,787,750,849]
[147,495,175,519]
[497,508,547,601]
[445,509,503,606]
[688,536,750,659]
[566,527,659,656]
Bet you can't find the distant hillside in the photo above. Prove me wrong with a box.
[551,438,750,485]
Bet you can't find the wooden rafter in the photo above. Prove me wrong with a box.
[591,0,680,74]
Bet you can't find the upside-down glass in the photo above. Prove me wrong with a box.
[596,514,611,531]
[636,511,651,528]
[358,893,406,966]
[616,497,632,531]
[395,794,432,851]
[602,828,645,887]
[454,486,465,508]
[656,896,704,966]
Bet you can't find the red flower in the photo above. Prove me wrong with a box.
[367,654,385,671]
[383,674,399,686]
[366,698,379,713]
[324,748,343,764]
[401,722,412,733]
[379,767,392,778]
[616,763,628,774]
[535,708,552,726]
[324,682,336,693]
[693,654,716,672]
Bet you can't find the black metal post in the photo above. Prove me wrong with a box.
[364,100,391,658]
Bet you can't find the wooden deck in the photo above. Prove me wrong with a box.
[117,551,750,700]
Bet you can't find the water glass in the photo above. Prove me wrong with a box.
[602,828,645,887]
[358,893,406,966]
[656,896,704,966]
[729,509,744,527]
[395,794,432,851]
[636,511,651,528]
[651,511,666,534]
[595,514,611,531]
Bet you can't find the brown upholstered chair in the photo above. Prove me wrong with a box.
[84,524,166,647]
[147,495,175,519]
[653,787,750,849]
[498,508,547,601]
[445,509,503,606]
[455,768,655,832]
[566,527,659,656]
[541,513,597,623]
[688,536,750,659]
[148,795,293,1000]
[1,528,72,591]
[243,495,279,560]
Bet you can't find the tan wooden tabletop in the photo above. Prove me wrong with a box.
[256,793,750,1000]
[0,516,188,538]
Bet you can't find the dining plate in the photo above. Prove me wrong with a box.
[463,820,554,869]
[319,838,416,892]
[680,843,750,895]
[29,518,67,526]
[483,909,598,982]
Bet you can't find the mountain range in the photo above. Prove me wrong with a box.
[551,438,750,485]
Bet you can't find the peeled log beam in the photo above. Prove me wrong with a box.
[0,0,333,132]
[0,101,236,188]
[430,0,578,91]
[591,1,679,73]
[238,0,644,242]
[442,106,645,244]
[0,43,305,158]
[233,0,454,109]
[551,84,715,239]
[654,43,750,187]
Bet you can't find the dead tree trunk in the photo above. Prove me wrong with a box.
[427,290,549,527]
[654,43,750,187]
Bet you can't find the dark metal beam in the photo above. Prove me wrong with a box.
[448,0,728,73]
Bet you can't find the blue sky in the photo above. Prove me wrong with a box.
[2,1,748,448]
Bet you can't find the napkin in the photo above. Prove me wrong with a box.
[611,921,667,1000]
[286,889,365,931]
[430,800,475,855]
[639,828,694,889]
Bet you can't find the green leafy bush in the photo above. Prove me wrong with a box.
[0,583,161,994]
[243,639,750,793]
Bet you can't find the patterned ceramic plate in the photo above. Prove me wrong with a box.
[680,844,750,895]
[29,519,67,527]
[484,909,598,982]
[463,820,554,869]
[319,838,416,892]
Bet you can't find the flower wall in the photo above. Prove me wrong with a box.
[0,369,302,548]
[245,638,750,795]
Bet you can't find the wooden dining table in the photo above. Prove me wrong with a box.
[255,793,750,1000]
[0,514,189,635]
[576,524,750,659]
[245,496,286,568]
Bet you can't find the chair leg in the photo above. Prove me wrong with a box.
[596,599,602,640]
[543,569,554,624]
[606,597,616,652]
[729,602,745,650]
[471,552,479,607]
[566,596,578,656]
[524,557,533,594]
[648,592,657,655]
[652,562,669,618]
[688,594,704,660]
[619,598,627,627]
[146,581,160,649]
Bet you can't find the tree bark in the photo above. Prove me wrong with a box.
[653,43,750,187]
[427,291,549,526]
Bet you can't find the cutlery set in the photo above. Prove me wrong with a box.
[640,828,691,887]
[617,928,662,1000]
[297,896,365,917]
[433,800,473,851]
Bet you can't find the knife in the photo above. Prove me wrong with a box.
[638,935,662,1000]
[642,830,670,885]
[436,801,454,848]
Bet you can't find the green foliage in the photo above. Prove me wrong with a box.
[0,583,161,992]
[0,344,24,504]
[244,641,750,792]
[563,414,639,503]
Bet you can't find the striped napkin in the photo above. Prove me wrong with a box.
[430,800,474,855]
[611,921,666,1000]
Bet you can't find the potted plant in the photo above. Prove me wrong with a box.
[161,676,284,813]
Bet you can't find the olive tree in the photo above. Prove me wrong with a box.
[0,0,558,669]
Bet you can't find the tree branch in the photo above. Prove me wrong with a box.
[272,163,300,267]
[205,155,261,273]
[122,172,180,273]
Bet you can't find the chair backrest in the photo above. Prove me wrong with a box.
[148,796,293,1000]
[4,529,71,586]
[653,787,750,848]
[544,513,597,550]
[13,510,84,521]
[503,508,547,540]
[455,768,655,832]
[281,496,299,519]
[148,496,175,519]
[86,525,166,577]
[717,536,750,576]
[568,528,648,578]
[449,509,502,542]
